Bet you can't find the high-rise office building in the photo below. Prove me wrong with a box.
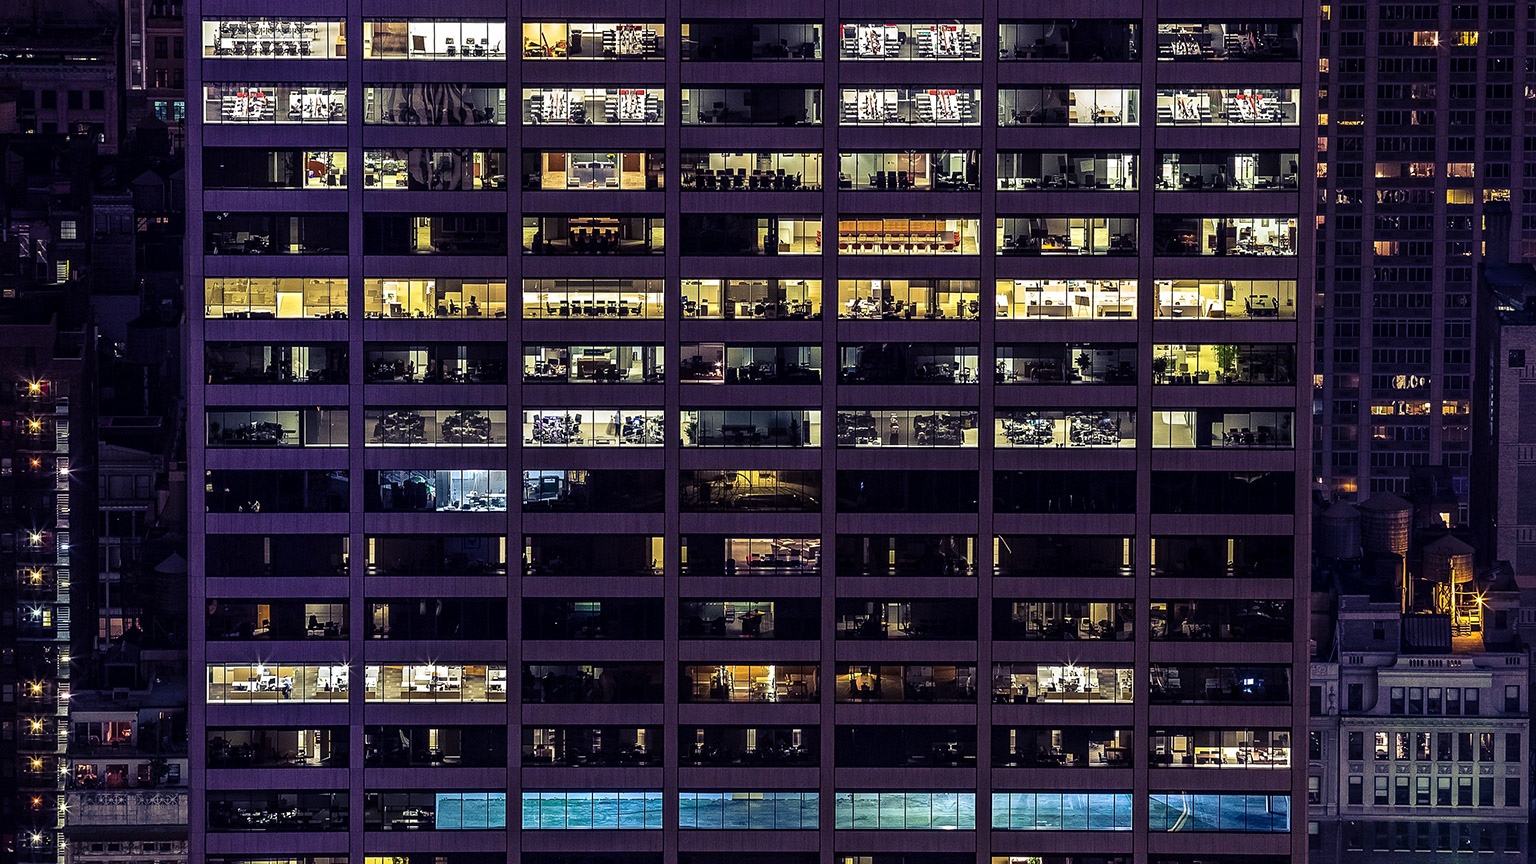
[1313,0,1530,519]
[187,5,1313,864]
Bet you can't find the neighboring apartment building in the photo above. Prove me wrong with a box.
[0,316,95,864]
[124,0,189,149]
[0,2,122,152]
[1313,0,1532,518]
[0,133,102,864]
[0,112,188,864]
[1308,523,1528,862]
[187,5,1314,864]
[62,679,189,864]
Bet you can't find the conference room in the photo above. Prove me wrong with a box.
[680,279,822,320]
[523,151,662,190]
[839,151,980,191]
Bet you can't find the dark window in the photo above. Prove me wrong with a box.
[838,343,980,384]
[204,212,349,255]
[205,342,348,384]
[205,533,349,578]
[367,534,508,577]
[1150,471,1296,514]
[837,726,977,767]
[208,791,347,831]
[994,471,1137,513]
[1150,535,1287,578]
[996,599,1131,641]
[525,726,664,767]
[525,857,666,864]
[1149,599,1291,641]
[523,599,666,640]
[363,213,509,255]
[680,86,822,124]
[680,726,816,766]
[682,21,822,61]
[365,726,507,767]
[679,469,821,512]
[838,534,975,577]
[523,469,666,513]
[1147,663,1291,704]
[367,598,509,639]
[204,469,349,513]
[837,470,979,512]
[683,599,821,639]
[207,728,348,768]
[526,534,661,577]
[363,343,507,384]
[1000,726,1136,768]
[523,664,666,703]
[208,600,348,640]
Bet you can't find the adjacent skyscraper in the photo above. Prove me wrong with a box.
[1314,0,1531,520]
[188,5,1314,864]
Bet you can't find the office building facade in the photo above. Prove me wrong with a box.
[187,3,1314,864]
[1313,0,1532,518]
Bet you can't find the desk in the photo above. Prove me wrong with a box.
[738,611,764,636]
[721,425,765,445]
[1245,295,1279,316]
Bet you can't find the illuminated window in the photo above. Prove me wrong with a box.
[836,792,977,829]
[992,792,1132,830]
[521,791,663,828]
[678,792,819,829]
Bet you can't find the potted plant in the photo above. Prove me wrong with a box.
[1214,344,1240,382]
